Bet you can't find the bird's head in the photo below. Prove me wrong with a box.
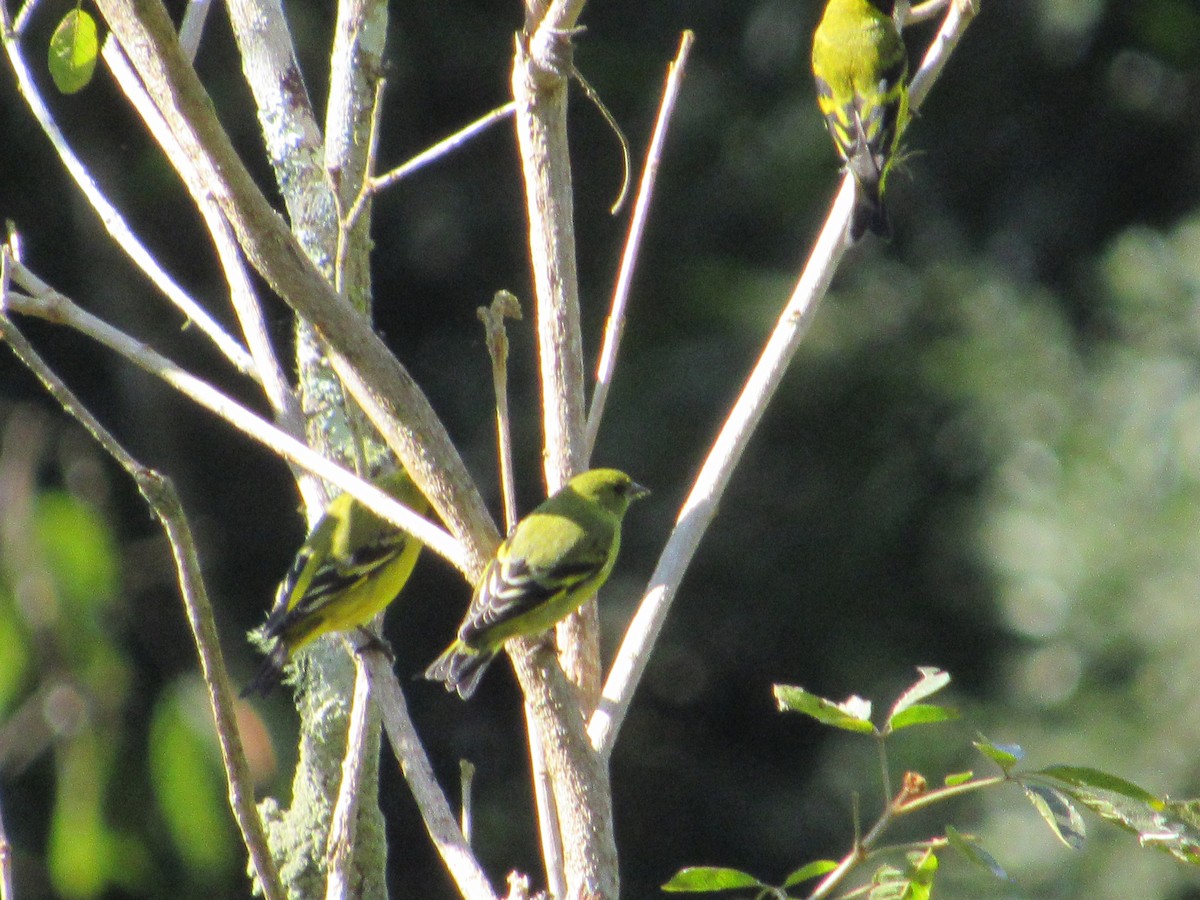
[567,468,650,517]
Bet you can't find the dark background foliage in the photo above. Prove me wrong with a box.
[2,0,1200,897]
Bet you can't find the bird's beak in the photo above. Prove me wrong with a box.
[630,481,651,501]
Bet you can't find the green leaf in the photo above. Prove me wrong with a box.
[1036,778,1200,865]
[869,863,905,900]
[781,860,838,887]
[1035,765,1162,808]
[149,679,235,877]
[868,851,938,900]
[35,490,119,611]
[662,866,765,893]
[889,667,951,719]
[1157,800,1200,865]
[1024,783,1086,849]
[887,703,960,733]
[0,607,31,714]
[48,10,99,94]
[973,735,1024,772]
[773,684,875,734]
[901,850,938,900]
[944,771,974,787]
[945,824,1010,881]
[1167,798,1200,831]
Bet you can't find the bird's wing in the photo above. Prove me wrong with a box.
[458,530,609,644]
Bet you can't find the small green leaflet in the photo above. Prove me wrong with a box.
[1034,769,1200,864]
[781,859,838,888]
[945,824,1010,881]
[973,735,1024,772]
[662,866,765,893]
[772,686,878,734]
[1024,783,1086,850]
[1035,765,1162,808]
[889,667,951,716]
[887,703,959,732]
[49,10,99,95]
[868,850,938,900]
[773,684,875,734]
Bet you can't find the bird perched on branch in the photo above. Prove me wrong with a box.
[425,468,649,700]
[811,0,909,240]
[243,468,427,696]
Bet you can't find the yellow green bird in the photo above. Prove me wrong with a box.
[243,468,428,696]
[425,468,649,700]
[811,0,909,241]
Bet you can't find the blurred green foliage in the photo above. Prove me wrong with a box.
[0,445,239,897]
[148,679,237,882]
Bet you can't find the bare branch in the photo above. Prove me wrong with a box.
[510,638,618,899]
[0,17,258,378]
[903,0,952,27]
[324,655,374,899]
[513,9,603,727]
[0,786,11,900]
[177,0,214,61]
[363,653,499,900]
[512,27,587,490]
[908,0,978,109]
[479,290,524,530]
[0,274,284,900]
[585,31,694,461]
[3,267,467,573]
[589,1,980,760]
[368,102,517,197]
[480,289,568,897]
[94,0,498,573]
[101,39,300,430]
[9,0,41,37]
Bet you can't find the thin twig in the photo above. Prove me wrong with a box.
[479,290,524,529]
[0,786,11,900]
[589,178,855,760]
[802,773,982,900]
[3,266,466,573]
[569,67,631,215]
[95,0,499,576]
[513,4,618,893]
[524,703,566,899]
[178,0,214,61]
[324,653,375,899]
[589,2,979,761]
[877,737,892,805]
[363,652,498,900]
[9,0,42,37]
[903,0,952,27]
[459,760,475,844]
[335,77,387,297]
[584,31,693,461]
[480,290,567,898]
[101,38,300,430]
[365,101,518,201]
[0,18,258,379]
[145,475,285,900]
[908,0,978,109]
[0,273,284,900]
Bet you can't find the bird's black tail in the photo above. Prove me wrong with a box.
[849,177,891,242]
[241,644,289,697]
[424,643,495,700]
